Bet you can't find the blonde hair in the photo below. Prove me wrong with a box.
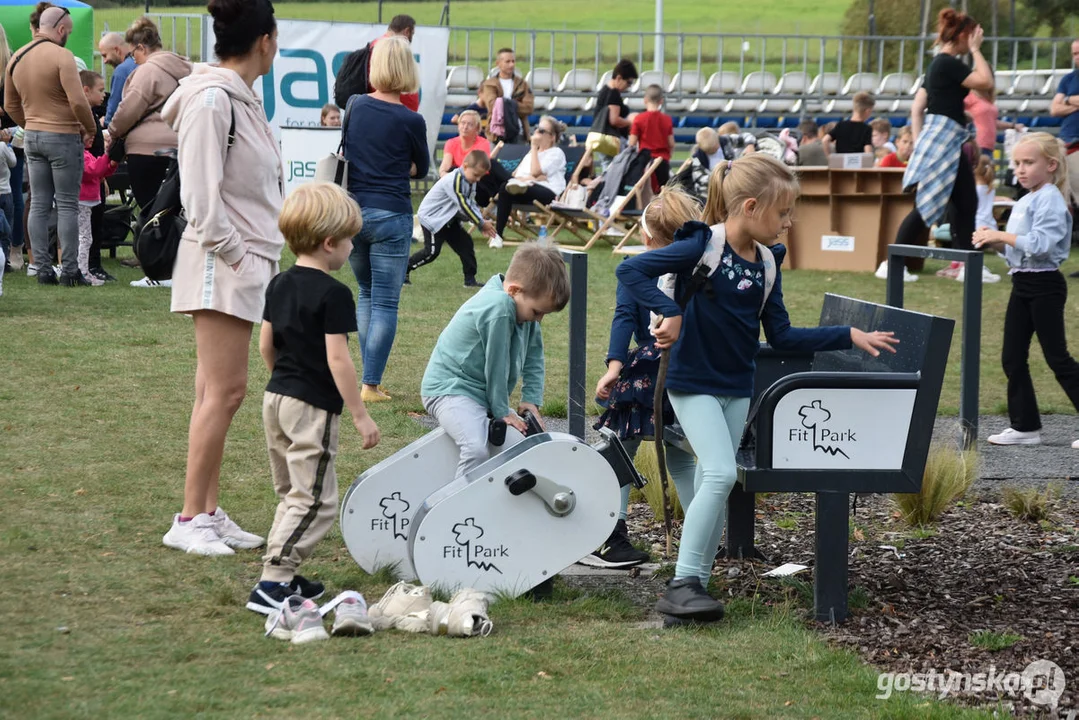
[974,153,995,187]
[279,183,363,256]
[717,121,741,136]
[457,109,481,127]
[702,153,799,225]
[852,91,876,113]
[870,118,892,135]
[368,35,420,95]
[642,186,701,247]
[505,244,571,311]
[462,148,491,171]
[1013,132,1068,194]
[896,125,912,142]
[695,127,719,154]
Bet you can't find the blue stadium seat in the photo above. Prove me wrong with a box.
[437,130,456,142]
[552,114,576,126]
[441,112,456,124]
[1032,116,1062,128]
[779,117,800,128]
[680,116,714,128]
[755,117,779,129]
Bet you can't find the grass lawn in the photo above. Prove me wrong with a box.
[1,236,1073,718]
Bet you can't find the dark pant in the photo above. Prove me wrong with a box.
[476,161,511,208]
[496,183,557,236]
[0,193,12,261]
[11,148,25,249]
[1002,271,1079,431]
[89,196,104,270]
[897,150,978,256]
[409,221,478,280]
[126,153,173,208]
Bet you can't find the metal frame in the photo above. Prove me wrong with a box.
[560,249,587,441]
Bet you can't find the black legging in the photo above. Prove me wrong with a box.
[897,150,978,252]
[496,183,556,237]
[126,154,174,208]
[475,161,511,208]
[408,220,478,280]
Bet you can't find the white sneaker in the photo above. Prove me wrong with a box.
[52,264,61,278]
[265,596,329,644]
[26,265,38,277]
[981,265,1001,283]
[162,513,235,555]
[428,588,494,637]
[211,507,264,550]
[987,427,1042,446]
[874,261,918,282]
[331,595,375,637]
[1071,438,1078,449]
[505,178,530,195]
[488,234,504,249]
[130,277,172,288]
[368,581,433,630]
[8,248,24,271]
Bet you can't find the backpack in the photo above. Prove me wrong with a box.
[333,43,372,109]
[133,104,236,281]
[488,97,522,144]
[656,223,776,316]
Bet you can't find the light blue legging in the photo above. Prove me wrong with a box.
[667,391,750,585]
[616,438,698,523]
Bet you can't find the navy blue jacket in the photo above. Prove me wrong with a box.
[606,280,652,365]
[344,95,429,215]
[615,221,852,397]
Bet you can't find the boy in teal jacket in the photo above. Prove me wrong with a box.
[421,244,570,479]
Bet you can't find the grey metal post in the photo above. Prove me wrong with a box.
[815,492,850,623]
[960,252,982,449]
[560,249,588,440]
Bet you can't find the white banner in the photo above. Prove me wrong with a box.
[280,127,343,196]
[202,19,449,163]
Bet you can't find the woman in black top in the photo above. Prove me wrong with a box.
[897,9,993,256]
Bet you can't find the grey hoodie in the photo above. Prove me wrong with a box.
[162,64,284,265]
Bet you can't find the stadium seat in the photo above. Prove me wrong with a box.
[1041,69,1071,97]
[627,70,672,111]
[801,72,844,113]
[826,72,880,114]
[665,71,704,112]
[762,71,810,113]
[997,71,1046,112]
[876,72,916,114]
[689,71,742,113]
[525,68,562,114]
[445,65,484,108]
[549,68,597,112]
[726,71,777,113]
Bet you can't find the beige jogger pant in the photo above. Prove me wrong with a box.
[261,392,340,583]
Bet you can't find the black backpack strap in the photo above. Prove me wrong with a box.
[338,94,358,154]
[8,39,51,80]
[226,103,236,149]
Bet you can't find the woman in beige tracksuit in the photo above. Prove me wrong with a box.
[159,0,284,557]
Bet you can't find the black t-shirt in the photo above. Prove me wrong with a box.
[827,120,873,154]
[925,53,972,124]
[263,266,358,414]
[591,85,629,137]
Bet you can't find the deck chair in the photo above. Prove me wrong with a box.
[611,156,693,256]
[501,144,587,241]
[544,156,662,250]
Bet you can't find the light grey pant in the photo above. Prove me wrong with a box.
[24,131,83,276]
[424,394,523,480]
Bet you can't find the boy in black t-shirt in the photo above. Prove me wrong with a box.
[587,58,638,156]
[825,91,876,154]
[247,183,381,623]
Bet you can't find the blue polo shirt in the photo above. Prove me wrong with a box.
[1057,71,1079,142]
[105,55,136,126]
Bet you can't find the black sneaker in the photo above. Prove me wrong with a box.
[37,269,59,285]
[463,277,482,288]
[59,271,92,287]
[289,575,325,601]
[578,519,650,568]
[402,275,411,285]
[246,582,294,615]
[655,577,725,621]
[89,267,116,282]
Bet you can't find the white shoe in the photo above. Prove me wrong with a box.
[211,507,264,550]
[162,513,235,555]
[428,588,494,637]
[1071,438,1078,449]
[26,265,37,277]
[368,582,433,630]
[130,277,172,288]
[8,249,24,271]
[987,427,1042,446]
[981,265,1001,283]
[331,594,375,637]
[488,234,504,249]
[265,596,329,644]
[52,264,61,278]
[874,261,918,282]
[505,179,530,195]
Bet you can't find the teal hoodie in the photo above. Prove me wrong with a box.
[421,274,545,419]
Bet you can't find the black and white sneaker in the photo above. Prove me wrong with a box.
[655,577,725,621]
[578,519,651,568]
[89,267,117,282]
[246,575,325,615]
[59,271,93,287]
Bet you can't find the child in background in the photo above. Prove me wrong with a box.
[973,133,1079,450]
[587,59,638,158]
[421,244,570,480]
[879,126,913,167]
[871,118,896,154]
[320,103,342,127]
[974,153,997,231]
[716,121,757,159]
[825,91,875,154]
[409,149,494,288]
[0,137,14,274]
[587,186,701,569]
[628,84,675,190]
[77,71,116,287]
[688,127,723,200]
[616,154,899,622]
[248,183,381,631]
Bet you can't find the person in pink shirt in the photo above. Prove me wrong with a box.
[438,109,491,176]
[964,83,1023,159]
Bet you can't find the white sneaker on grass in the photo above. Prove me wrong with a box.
[875,261,917,282]
[488,234,504,249]
[427,588,494,637]
[368,581,433,630]
[162,513,234,555]
[955,264,1001,284]
[211,507,264,550]
[331,594,375,637]
[987,428,1042,446]
[130,277,172,287]
[265,596,329,644]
